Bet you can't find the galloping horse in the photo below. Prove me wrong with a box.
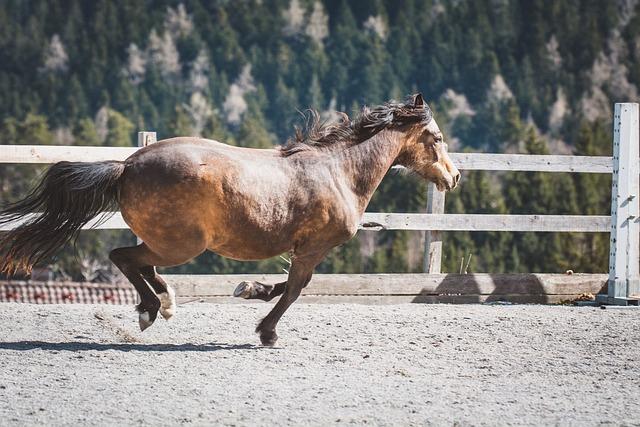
[0,94,460,346]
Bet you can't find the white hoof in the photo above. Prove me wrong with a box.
[139,311,153,331]
[158,287,176,320]
[159,306,175,321]
[233,281,255,299]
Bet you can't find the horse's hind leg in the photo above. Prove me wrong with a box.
[110,242,204,330]
[109,245,161,331]
[140,266,176,320]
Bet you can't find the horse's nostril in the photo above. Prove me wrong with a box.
[454,173,461,185]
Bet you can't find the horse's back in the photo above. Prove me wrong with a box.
[127,136,276,172]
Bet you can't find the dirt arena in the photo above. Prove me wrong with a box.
[0,302,638,426]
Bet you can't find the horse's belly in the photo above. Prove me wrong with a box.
[206,217,294,261]
[210,243,290,261]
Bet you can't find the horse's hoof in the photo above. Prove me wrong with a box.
[234,281,273,299]
[159,306,175,321]
[259,330,278,347]
[233,281,254,299]
[139,311,154,331]
[158,288,176,320]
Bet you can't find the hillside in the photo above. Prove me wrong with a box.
[1,0,638,279]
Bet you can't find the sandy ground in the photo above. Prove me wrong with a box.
[0,302,639,426]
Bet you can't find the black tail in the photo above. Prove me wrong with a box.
[0,161,126,275]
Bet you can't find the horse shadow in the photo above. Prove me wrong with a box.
[0,341,261,352]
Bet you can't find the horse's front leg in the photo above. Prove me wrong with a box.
[254,254,322,346]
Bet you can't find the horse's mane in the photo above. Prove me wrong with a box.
[280,96,433,157]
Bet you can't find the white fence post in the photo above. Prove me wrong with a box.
[423,144,448,273]
[424,183,445,273]
[598,103,640,305]
[138,131,157,147]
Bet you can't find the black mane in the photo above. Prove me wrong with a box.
[280,95,433,157]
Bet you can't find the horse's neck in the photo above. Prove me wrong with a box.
[335,130,405,213]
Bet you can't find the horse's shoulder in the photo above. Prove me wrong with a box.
[313,193,360,241]
[303,165,360,239]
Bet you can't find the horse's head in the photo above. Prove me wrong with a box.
[396,94,460,192]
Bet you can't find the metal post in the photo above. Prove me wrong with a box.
[423,182,445,273]
[597,103,640,305]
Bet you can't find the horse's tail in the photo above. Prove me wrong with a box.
[0,161,126,275]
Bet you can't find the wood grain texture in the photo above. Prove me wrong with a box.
[0,212,129,231]
[359,213,610,232]
[0,145,137,163]
[607,103,640,301]
[448,153,612,173]
[424,182,445,273]
[0,212,610,232]
[165,273,607,297]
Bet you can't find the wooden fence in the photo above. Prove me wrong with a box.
[1,103,639,305]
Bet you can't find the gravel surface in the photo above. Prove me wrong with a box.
[0,302,639,426]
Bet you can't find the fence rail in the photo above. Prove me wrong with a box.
[1,103,639,305]
[162,273,608,305]
[0,212,611,233]
[0,144,614,173]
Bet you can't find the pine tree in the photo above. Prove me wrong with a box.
[168,105,193,137]
[272,78,299,141]
[236,106,275,149]
[104,109,134,147]
[73,118,101,146]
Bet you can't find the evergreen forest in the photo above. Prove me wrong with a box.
[1,0,639,280]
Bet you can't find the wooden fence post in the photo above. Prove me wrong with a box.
[598,103,640,305]
[138,131,157,147]
[423,144,448,273]
[423,183,445,273]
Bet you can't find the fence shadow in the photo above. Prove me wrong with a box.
[0,340,261,352]
[411,273,548,304]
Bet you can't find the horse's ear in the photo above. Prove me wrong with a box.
[413,93,425,108]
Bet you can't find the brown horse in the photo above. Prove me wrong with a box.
[0,94,459,346]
